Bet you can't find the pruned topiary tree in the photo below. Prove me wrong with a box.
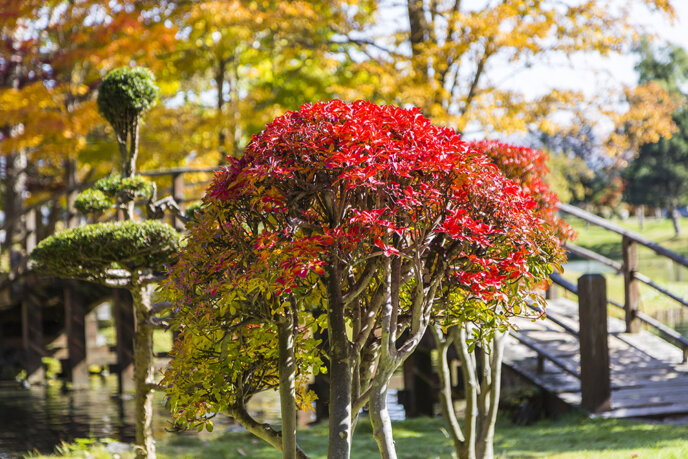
[30,67,175,459]
[97,67,159,180]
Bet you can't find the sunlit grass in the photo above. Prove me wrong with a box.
[27,414,688,458]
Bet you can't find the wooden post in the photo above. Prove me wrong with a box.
[622,235,640,333]
[64,281,89,389]
[546,283,559,300]
[578,274,611,413]
[113,289,135,393]
[400,331,435,417]
[21,275,44,384]
[171,172,185,231]
[65,159,79,229]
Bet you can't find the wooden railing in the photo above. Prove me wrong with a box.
[555,203,688,362]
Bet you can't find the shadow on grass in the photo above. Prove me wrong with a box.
[157,413,688,459]
[494,412,688,458]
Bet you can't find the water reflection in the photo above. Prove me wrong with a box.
[0,376,167,457]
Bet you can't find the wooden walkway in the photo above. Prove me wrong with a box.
[504,297,688,418]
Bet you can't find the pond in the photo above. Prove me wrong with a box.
[0,374,405,458]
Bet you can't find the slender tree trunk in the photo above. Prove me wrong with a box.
[637,206,644,231]
[369,264,398,459]
[277,313,297,459]
[453,327,477,459]
[669,205,681,236]
[216,59,226,164]
[474,331,506,459]
[2,150,27,253]
[230,402,310,459]
[430,326,464,455]
[327,262,353,459]
[128,120,140,178]
[131,283,156,459]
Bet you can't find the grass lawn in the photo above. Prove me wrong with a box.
[26,413,688,458]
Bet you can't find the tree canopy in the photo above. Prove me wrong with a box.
[163,100,564,458]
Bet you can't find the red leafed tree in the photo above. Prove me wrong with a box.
[163,101,564,459]
[428,140,571,459]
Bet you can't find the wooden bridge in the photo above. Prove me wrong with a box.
[503,203,688,418]
[3,168,688,419]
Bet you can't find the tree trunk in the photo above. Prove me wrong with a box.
[453,327,477,459]
[277,313,297,459]
[637,206,644,231]
[128,119,140,178]
[475,331,506,459]
[230,402,310,459]
[3,150,27,253]
[216,59,227,164]
[131,283,156,459]
[369,363,397,459]
[430,326,464,455]
[326,262,353,459]
[669,205,681,236]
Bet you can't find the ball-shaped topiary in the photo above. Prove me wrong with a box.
[97,67,159,129]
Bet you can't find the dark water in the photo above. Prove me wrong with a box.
[0,375,406,458]
[0,376,170,458]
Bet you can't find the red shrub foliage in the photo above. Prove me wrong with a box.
[470,139,575,242]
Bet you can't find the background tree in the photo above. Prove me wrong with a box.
[624,41,688,234]
[342,0,677,149]
[624,106,688,235]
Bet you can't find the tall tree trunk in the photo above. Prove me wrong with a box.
[216,59,227,164]
[637,206,644,231]
[131,283,156,459]
[277,312,297,459]
[474,331,506,459]
[430,326,465,455]
[669,205,681,236]
[2,150,27,253]
[327,261,353,459]
[453,327,477,459]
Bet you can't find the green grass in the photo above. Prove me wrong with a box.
[26,413,688,458]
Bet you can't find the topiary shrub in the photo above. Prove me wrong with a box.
[31,220,179,285]
[97,67,159,179]
[97,67,159,129]
[74,189,112,215]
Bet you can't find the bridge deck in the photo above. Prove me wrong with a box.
[503,297,688,418]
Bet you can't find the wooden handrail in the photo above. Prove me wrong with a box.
[139,166,220,177]
[565,243,688,310]
[550,273,688,362]
[558,203,688,269]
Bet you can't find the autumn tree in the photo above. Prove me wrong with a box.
[624,41,688,235]
[0,0,178,260]
[164,101,563,459]
[30,68,178,459]
[338,0,677,154]
[427,140,569,459]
